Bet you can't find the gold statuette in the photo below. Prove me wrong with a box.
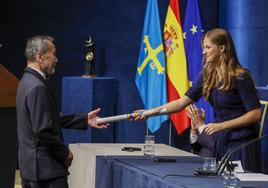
[83,35,96,77]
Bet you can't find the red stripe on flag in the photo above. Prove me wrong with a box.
[166,76,190,134]
[169,0,182,25]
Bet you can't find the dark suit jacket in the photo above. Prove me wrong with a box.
[16,67,87,181]
[191,133,215,157]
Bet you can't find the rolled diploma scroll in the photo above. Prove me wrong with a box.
[96,108,167,125]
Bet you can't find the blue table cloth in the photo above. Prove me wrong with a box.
[96,156,268,188]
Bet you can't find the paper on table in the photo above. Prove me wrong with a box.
[236,173,268,181]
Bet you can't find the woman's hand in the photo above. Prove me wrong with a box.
[187,104,205,130]
[203,108,261,135]
[129,109,146,121]
[190,120,198,135]
[204,123,224,135]
[131,107,165,121]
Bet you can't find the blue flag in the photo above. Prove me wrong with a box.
[183,0,214,123]
[135,0,168,133]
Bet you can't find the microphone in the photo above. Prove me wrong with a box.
[194,133,268,176]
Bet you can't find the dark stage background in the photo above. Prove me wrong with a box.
[1,0,268,187]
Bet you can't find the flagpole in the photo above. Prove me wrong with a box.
[169,120,172,146]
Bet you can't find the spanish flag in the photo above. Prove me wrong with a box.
[163,0,190,134]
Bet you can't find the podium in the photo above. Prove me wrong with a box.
[61,77,117,144]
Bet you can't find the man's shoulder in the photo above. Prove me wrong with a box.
[19,73,47,94]
[22,72,45,85]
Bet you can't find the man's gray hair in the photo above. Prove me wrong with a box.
[25,35,55,62]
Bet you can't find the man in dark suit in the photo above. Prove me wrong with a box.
[16,35,108,188]
[188,104,215,157]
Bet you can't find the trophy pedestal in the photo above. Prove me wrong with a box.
[61,76,117,144]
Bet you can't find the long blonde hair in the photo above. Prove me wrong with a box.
[202,28,246,100]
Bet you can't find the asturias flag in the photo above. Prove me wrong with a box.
[183,0,214,124]
[135,0,168,133]
[163,0,190,134]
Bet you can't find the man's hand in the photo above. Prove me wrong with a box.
[66,148,73,167]
[88,108,109,129]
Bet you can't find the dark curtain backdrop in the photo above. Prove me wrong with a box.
[219,0,268,86]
